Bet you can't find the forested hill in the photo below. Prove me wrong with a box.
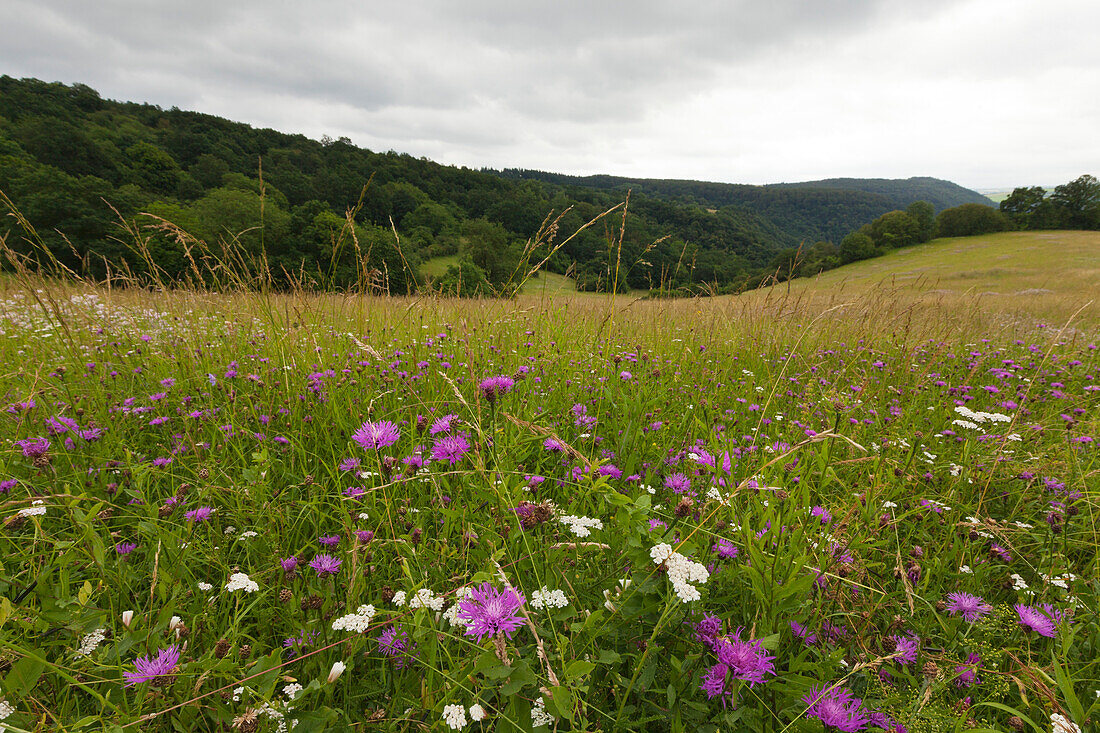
[770,177,993,212]
[0,76,986,293]
[497,170,992,245]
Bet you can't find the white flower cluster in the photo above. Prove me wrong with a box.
[331,604,377,633]
[954,405,1011,424]
[650,543,709,603]
[531,697,555,727]
[442,704,467,730]
[1042,572,1076,590]
[226,572,259,593]
[530,587,569,610]
[1,698,15,721]
[441,702,487,730]
[283,683,303,700]
[1051,712,1082,733]
[442,587,473,626]
[603,578,631,612]
[407,588,446,611]
[391,591,407,606]
[238,530,259,540]
[17,500,46,517]
[952,419,980,430]
[1010,573,1030,591]
[559,515,602,537]
[197,581,214,591]
[76,628,107,657]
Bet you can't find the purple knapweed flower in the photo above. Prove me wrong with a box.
[945,592,992,622]
[309,554,342,577]
[376,625,415,668]
[478,375,514,403]
[429,414,459,435]
[955,652,980,687]
[184,506,214,523]
[801,684,871,732]
[457,582,526,643]
[352,420,400,451]
[891,634,919,665]
[319,535,340,547]
[707,628,776,689]
[790,621,818,646]
[664,473,691,494]
[811,505,833,525]
[17,437,50,458]
[431,434,470,464]
[115,542,138,556]
[1015,604,1058,637]
[124,645,181,687]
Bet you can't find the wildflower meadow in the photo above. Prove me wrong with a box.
[0,281,1097,732]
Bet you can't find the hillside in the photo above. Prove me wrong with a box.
[0,76,990,294]
[497,169,991,244]
[770,176,993,211]
[741,230,1100,325]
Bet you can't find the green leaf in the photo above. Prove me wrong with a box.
[565,660,595,679]
[3,654,47,697]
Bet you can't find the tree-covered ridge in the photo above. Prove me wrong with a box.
[770,176,994,212]
[0,76,995,295]
[496,170,993,244]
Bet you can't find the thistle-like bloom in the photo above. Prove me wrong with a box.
[891,634,920,665]
[184,506,214,523]
[478,376,514,403]
[17,437,50,458]
[801,684,871,732]
[115,542,138,556]
[429,414,459,435]
[457,582,526,643]
[945,592,992,622]
[376,625,415,669]
[1015,604,1057,637]
[352,420,400,451]
[124,645,180,687]
[954,652,980,688]
[699,628,776,698]
[318,535,341,547]
[310,554,342,577]
[431,434,470,464]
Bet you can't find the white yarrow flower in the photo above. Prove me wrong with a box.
[332,604,377,633]
[469,703,486,721]
[531,587,569,610]
[1051,712,1082,733]
[226,572,259,593]
[442,704,467,730]
[76,628,107,657]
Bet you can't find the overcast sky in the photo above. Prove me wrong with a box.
[2,0,1098,190]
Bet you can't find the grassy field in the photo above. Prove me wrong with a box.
[0,231,1097,732]
[421,256,578,295]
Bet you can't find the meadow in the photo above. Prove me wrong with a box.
[0,230,1098,732]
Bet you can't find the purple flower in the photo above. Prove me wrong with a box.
[664,473,691,494]
[811,505,833,525]
[376,625,415,669]
[429,414,459,435]
[318,535,341,547]
[892,634,920,665]
[281,556,299,574]
[338,457,362,472]
[309,554,342,577]
[708,628,776,689]
[954,652,980,688]
[801,684,871,732]
[790,621,818,646]
[17,437,50,458]
[115,542,138,556]
[478,376,514,403]
[945,592,992,623]
[543,437,566,452]
[457,582,526,643]
[124,645,180,687]
[1015,604,1058,637]
[355,529,375,543]
[352,420,400,451]
[0,479,17,493]
[184,506,214,523]
[431,434,471,465]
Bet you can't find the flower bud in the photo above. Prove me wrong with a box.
[327,661,346,683]
[121,610,134,628]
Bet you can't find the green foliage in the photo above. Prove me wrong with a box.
[934,203,1012,238]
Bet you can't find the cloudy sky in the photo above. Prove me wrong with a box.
[2,0,1098,190]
